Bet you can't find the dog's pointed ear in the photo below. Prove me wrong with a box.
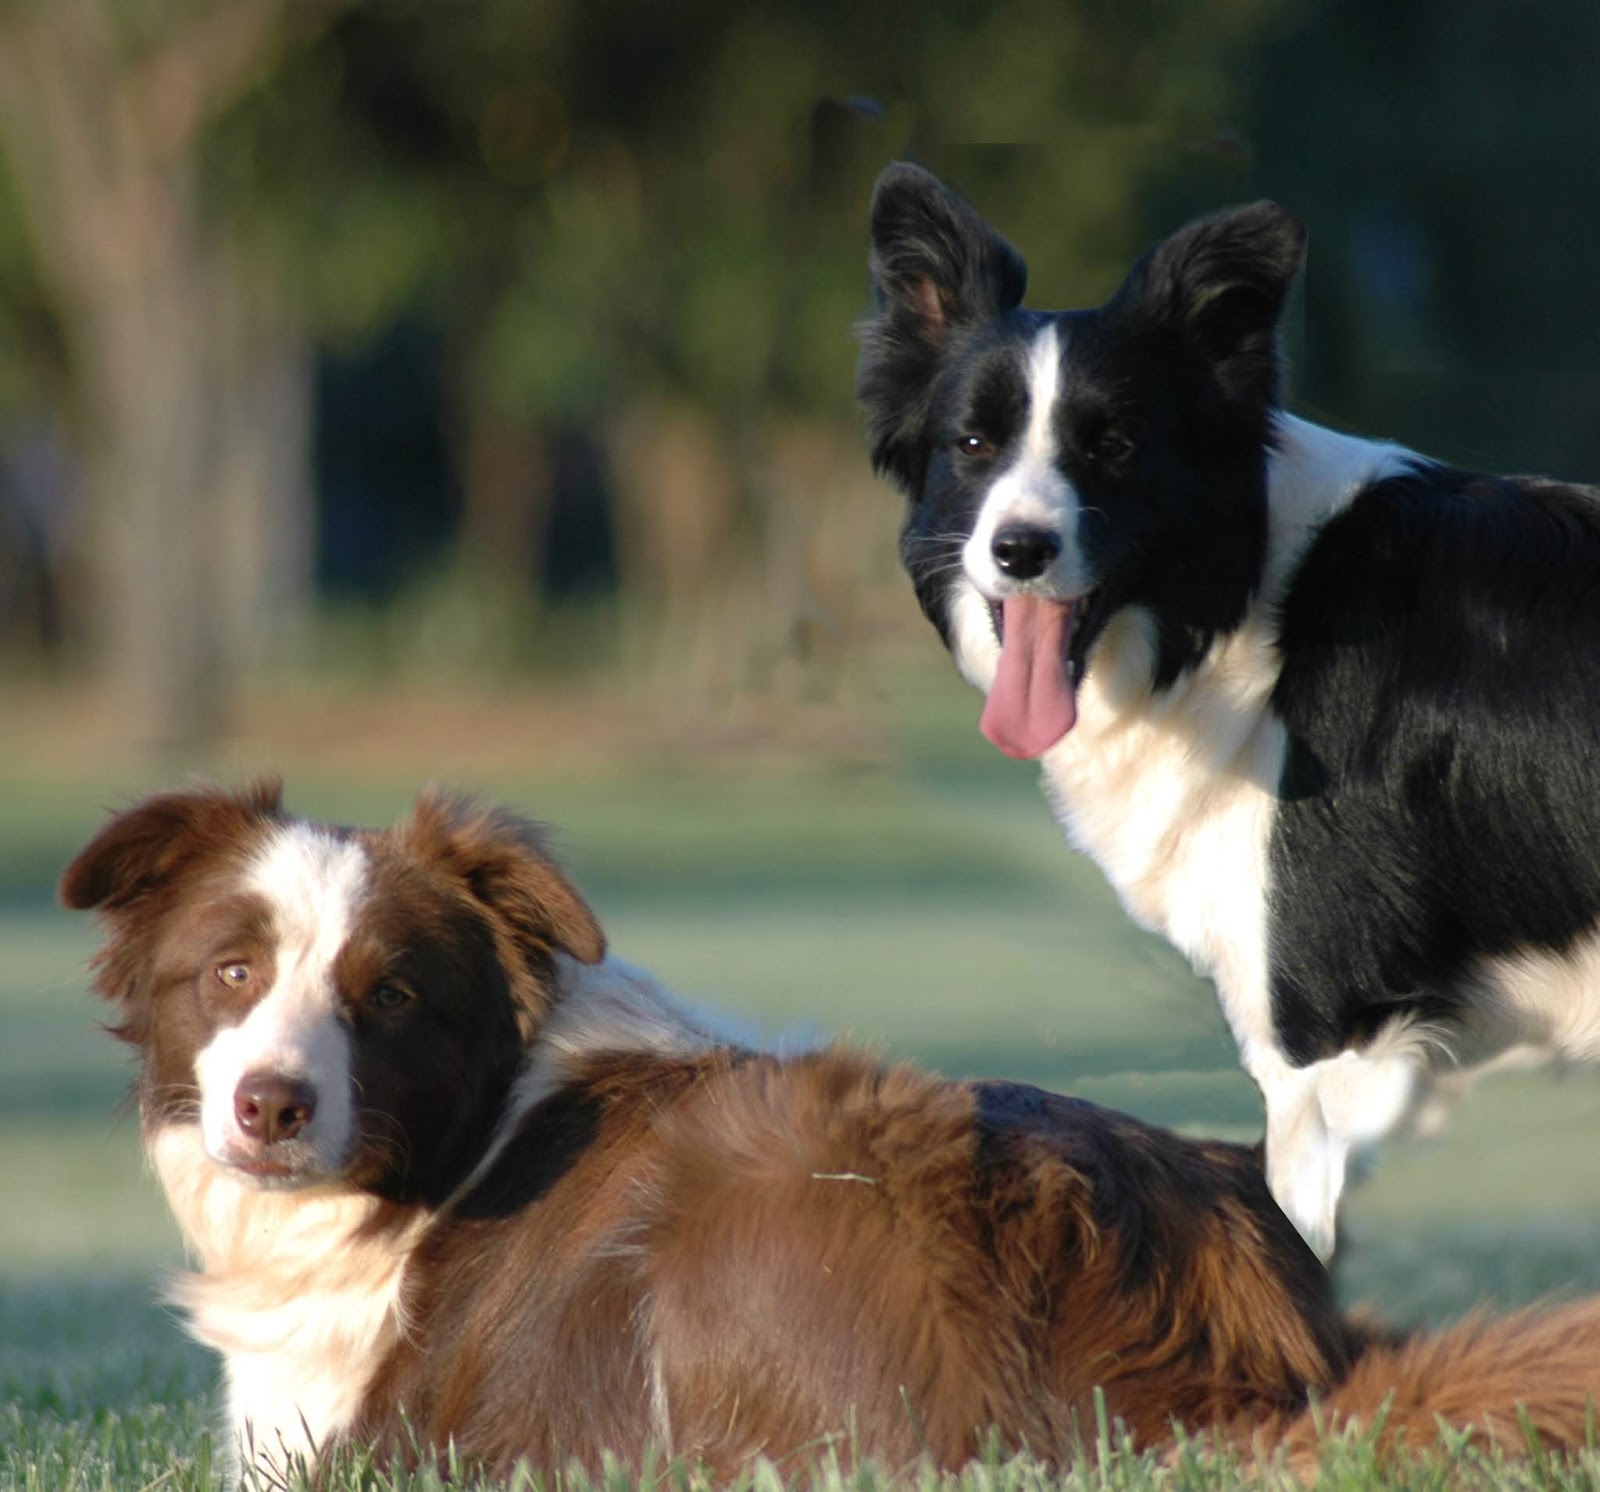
[1114,201,1306,406]
[858,163,1028,491]
[867,162,1028,341]
[405,794,606,969]
[61,778,286,913]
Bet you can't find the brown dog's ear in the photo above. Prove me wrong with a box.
[403,793,606,968]
[61,778,286,913]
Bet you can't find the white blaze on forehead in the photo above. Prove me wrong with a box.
[193,823,370,1172]
[964,321,1089,598]
[247,824,369,993]
[1019,320,1062,471]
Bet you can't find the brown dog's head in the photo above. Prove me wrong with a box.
[62,782,605,1206]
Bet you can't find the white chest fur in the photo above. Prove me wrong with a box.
[1039,606,1289,1059]
[149,1125,424,1483]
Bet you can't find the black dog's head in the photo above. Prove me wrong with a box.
[857,163,1304,758]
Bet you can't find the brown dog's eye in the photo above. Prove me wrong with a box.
[367,984,413,1013]
[215,962,251,990]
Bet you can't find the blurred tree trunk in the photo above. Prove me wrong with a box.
[462,411,552,591]
[0,0,318,743]
[215,245,315,671]
[609,398,744,690]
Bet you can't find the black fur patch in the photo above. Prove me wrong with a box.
[1267,466,1600,1061]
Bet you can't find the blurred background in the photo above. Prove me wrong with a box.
[9,0,1600,1413]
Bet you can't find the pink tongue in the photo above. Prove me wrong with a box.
[980,596,1078,759]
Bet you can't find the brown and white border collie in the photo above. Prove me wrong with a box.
[64,782,1600,1482]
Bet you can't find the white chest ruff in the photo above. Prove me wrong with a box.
[150,1126,424,1481]
[1038,607,1287,1057]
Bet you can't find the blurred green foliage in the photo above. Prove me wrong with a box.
[198,0,1284,422]
[1,0,1598,728]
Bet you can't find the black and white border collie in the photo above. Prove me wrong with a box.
[859,162,1600,1259]
[64,783,1600,1480]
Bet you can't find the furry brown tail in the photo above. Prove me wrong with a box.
[1247,1298,1600,1470]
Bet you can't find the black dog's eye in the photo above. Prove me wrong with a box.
[1092,428,1136,468]
[955,434,994,459]
[367,984,413,1013]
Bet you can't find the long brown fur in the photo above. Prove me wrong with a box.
[64,783,1600,1479]
[1250,1300,1600,1472]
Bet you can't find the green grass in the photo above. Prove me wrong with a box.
[7,673,1600,1487]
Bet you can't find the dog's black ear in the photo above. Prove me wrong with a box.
[858,163,1028,490]
[1115,201,1305,406]
[61,778,286,913]
[867,162,1028,340]
[405,794,606,970]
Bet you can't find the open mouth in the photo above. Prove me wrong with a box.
[986,597,1090,683]
[980,592,1096,760]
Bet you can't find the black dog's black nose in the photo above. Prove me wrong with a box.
[991,525,1061,581]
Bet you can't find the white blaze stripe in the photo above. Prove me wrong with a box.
[193,825,368,1173]
[247,825,368,989]
[1020,322,1061,472]
[994,321,1065,526]
[963,323,1088,598]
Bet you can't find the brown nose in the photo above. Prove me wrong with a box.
[234,1072,317,1144]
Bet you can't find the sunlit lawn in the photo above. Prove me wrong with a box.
[6,671,1600,1487]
